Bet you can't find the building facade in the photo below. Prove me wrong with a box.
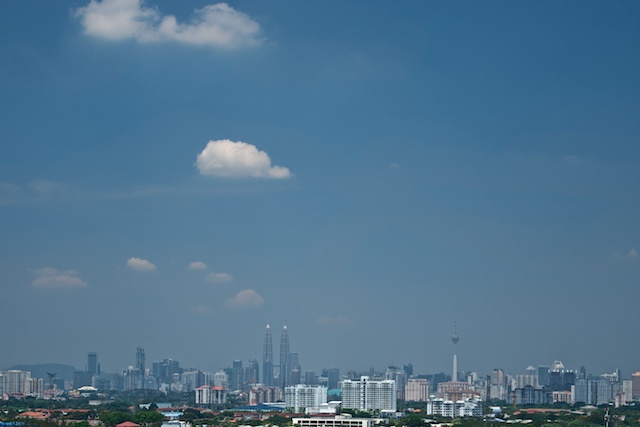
[341,376,396,412]
[195,385,226,406]
[405,378,429,402]
[285,384,328,412]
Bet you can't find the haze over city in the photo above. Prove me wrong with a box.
[0,0,639,379]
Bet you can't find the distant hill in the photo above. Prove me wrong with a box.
[8,363,77,381]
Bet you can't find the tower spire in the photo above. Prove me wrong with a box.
[452,321,459,382]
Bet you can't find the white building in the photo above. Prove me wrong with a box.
[292,415,383,427]
[341,376,396,412]
[195,385,226,405]
[0,370,44,398]
[622,380,633,405]
[427,398,483,418]
[285,384,327,412]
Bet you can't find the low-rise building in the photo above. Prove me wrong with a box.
[293,415,383,427]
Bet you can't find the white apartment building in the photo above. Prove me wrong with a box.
[285,384,327,412]
[0,370,44,398]
[427,398,483,418]
[341,376,396,412]
[195,385,227,405]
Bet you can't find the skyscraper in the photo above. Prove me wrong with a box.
[245,359,260,386]
[231,360,244,391]
[280,325,291,387]
[322,368,340,390]
[136,347,145,388]
[136,347,145,372]
[280,325,290,387]
[87,352,99,376]
[263,324,274,386]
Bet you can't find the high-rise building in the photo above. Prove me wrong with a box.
[153,359,182,386]
[285,384,328,412]
[136,347,146,388]
[622,380,633,404]
[136,347,145,373]
[305,371,318,385]
[289,352,301,385]
[322,368,340,390]
[87,352,100,376]
[403,364,414,377]
[195,385,227,406]
[405,378,429,402]
[263,324,274,386]
[632,372,640,400]
[245,359,260,386]
[280,325,291,387]
[341,376,397,412]
[0,370,43,397]
[230,360,244,391]
[491,369,505,386]
[386,366,407,400]
[538,366,550,387]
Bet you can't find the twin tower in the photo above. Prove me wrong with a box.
[263,324,297,387]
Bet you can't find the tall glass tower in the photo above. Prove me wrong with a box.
[263,324,274,386]
[87,352,99,376]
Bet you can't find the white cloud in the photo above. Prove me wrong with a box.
[226,289,264,308]
[76,0,263,49]
[126,257,157,271]
[318,315,352,326]
[187,261,208,270]
[630,248,638,258]
[389,163,400,168]
[196,139,291,179]
[206,272,233,282]
[32,267,87,289]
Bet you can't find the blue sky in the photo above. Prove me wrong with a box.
[1,0,639,379]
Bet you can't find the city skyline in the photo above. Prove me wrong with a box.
[2,327,632,387]
[1,0,639,378]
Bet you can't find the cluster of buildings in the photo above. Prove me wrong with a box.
[5,324,640,419]
[489,361,639,407]
[0,370,45,399]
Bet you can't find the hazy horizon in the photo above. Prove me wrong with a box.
[1,1,638,380]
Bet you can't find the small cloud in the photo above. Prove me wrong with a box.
[206,272,233,282]
[226,289,263,308]
[389,163,400,168]
[189,304,214,315]
[318,315,352,326]
[196,139,291,179]
[629,248,638,259]
[187,261,208,270]
[32,267,87,289]
[76,0,263,49]
[126,257,157,271]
